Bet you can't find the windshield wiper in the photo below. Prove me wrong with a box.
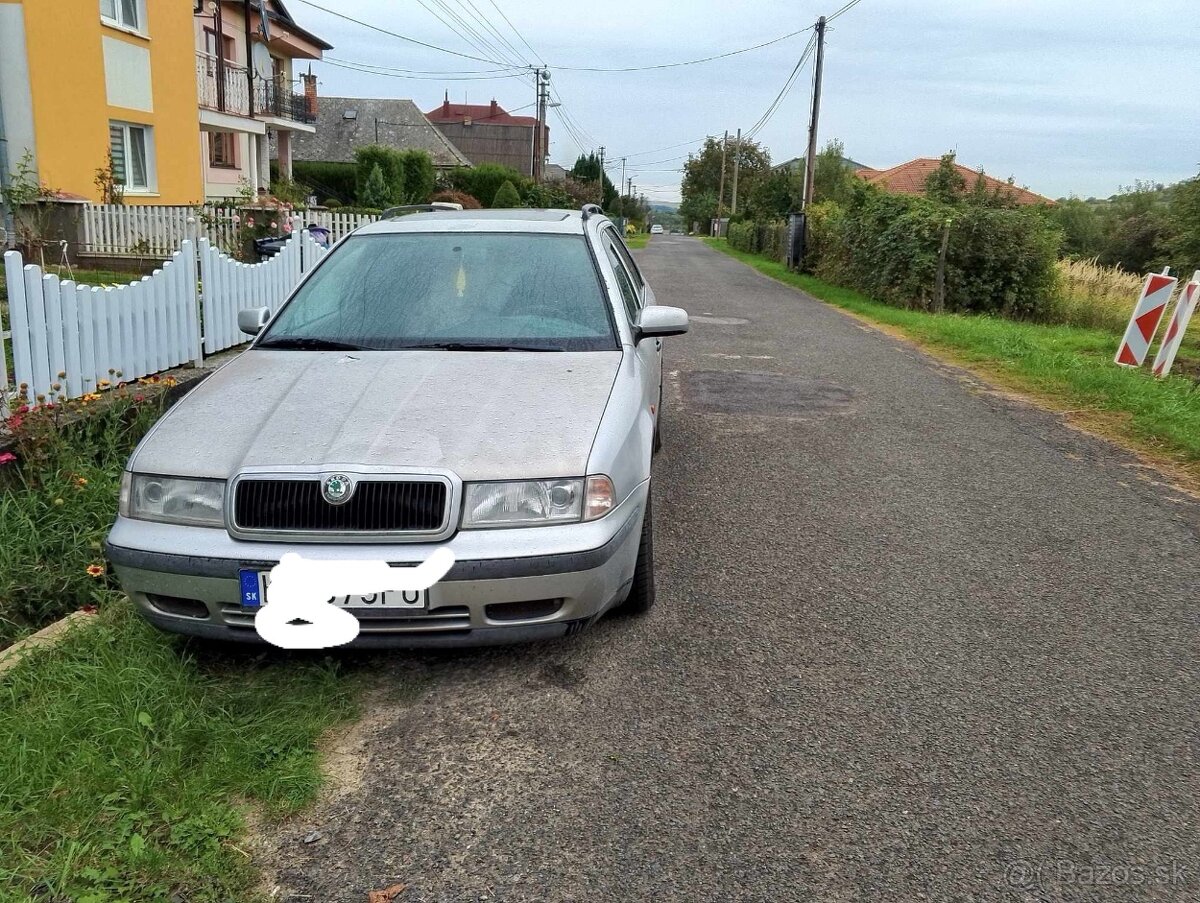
[396,342,565,352]
[256,337,371,351]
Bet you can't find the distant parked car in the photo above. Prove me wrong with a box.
[650,224,664,235]
[106,205,690,648]
[255,225,331,261]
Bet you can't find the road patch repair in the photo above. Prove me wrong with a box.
[683,369,855,418]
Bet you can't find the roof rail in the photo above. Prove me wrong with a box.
[580,203,604,221]
[381,202,464,219]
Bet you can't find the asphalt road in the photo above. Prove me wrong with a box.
[264,235,1199,902]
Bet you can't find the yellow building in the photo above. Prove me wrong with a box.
[0,0,329,205]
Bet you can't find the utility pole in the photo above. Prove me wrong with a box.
[620,157,627,203]
[802,15,827,209]
[731,128,742,215]
[533,69,549,183]
[716,130,728,234]
[598,145,606,205]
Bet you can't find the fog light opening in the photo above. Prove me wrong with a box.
[485,598,564,622]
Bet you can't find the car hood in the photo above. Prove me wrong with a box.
[132,350,622,481]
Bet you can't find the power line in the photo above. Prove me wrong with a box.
[745,31,818,140]
[296,1,808,74]
[419,0,516,64]
[486,0,543,65]
[320,58,528,82]
[617,137,711,159]
[828,0,866,22]
[456,0,529,65]
[548,27,812,72]
[290,0,509,65]
[323,55,525,76]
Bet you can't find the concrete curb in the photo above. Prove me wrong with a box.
[0,609,99,677]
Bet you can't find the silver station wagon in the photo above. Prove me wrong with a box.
[105,206,689,647]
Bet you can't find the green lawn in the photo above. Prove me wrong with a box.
[0,604,362,903]
[625,232,651,250]
[703,238,1200,475]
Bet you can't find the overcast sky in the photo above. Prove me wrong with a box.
[290,0,1199,204]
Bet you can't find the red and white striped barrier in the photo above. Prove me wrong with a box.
[1116,270,1177,367]
[1152,271,1199,379]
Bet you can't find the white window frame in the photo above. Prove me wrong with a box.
[109,121,157,194]
[100,0,147,36]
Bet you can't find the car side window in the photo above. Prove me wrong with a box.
[604,240,640,325]
[604,226,645,294]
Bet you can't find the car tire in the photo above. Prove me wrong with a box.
[618,486,656,615]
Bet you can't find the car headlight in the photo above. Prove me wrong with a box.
[120,472,226,527]
[462,476,615,529]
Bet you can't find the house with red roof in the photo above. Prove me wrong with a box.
[860,158,1052,206]
[425,95,549,178]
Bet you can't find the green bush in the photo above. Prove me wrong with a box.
[729,220,787,261]
[359,163,391,210]
[447,164,530,209]
[354,145,405,206]
[292,161,356,204]
[492,180,522,209]
[806,184,1062,319]
[398,149,436,205]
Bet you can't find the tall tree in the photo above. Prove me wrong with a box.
[924,152,968,205]
[571,153,617,208]
[680,137,772,230]
[812,139,856,206]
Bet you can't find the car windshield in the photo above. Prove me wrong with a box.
[258,232,617,352]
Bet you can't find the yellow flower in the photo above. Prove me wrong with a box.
[86,564,105,578]
[75,477,88,487]
[97,380,110,388]
[53,498,64,506]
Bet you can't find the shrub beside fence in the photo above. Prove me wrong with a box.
[729,220,789,262]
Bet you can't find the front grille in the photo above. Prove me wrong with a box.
[234,479,448,533]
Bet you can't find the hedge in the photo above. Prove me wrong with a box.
[805,185,1062,319]
[292,161,356,205]
[729,220,788,262]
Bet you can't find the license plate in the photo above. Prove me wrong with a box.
[238,569,427,611]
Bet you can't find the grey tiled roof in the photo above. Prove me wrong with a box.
[292,97,471,168]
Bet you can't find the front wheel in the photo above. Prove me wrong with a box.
[617,485,656,615]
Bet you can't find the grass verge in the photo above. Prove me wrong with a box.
[625,233,651,250]
[0,601,361,902]
[703,238,1200,479]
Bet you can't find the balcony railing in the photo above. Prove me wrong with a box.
[196,51,251,117]
[196,52,314,125]
[256,77,316,125]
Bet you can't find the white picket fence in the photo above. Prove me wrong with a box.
[2,229,329,404]
[81,204,378,257]
[200,229,328,354]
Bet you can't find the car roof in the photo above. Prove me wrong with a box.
[355,209,602,236]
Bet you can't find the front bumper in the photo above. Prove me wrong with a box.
[106,485,646,648]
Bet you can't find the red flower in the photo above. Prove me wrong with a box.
[134,395,145,402]
[0,452,17,466]
[7,415,23,431]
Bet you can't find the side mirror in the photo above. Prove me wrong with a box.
[238,307,271,336]
[635,306,689,342]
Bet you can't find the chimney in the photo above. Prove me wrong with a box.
[490,99,499,118]
[442,90,450,117]
[301,70,317,118]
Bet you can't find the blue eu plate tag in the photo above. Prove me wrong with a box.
[239,570,263,608]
